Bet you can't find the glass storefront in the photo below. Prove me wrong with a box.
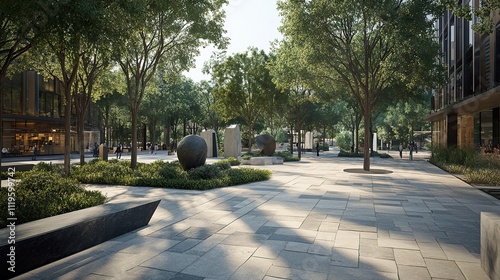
[1,119,66,156]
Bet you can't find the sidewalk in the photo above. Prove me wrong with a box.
[12,151,500,279]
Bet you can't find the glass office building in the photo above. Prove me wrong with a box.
[426,1,500,152]
[1,70,100,157]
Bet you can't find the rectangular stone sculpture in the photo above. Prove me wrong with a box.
[201,129,218,158]
[224,124,242,158]
[305,131,313,150]
[0,199,160,278]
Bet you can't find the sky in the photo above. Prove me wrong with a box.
[184,0,283,82]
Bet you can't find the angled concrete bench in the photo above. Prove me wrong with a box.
[481,212,500,280]
[0,199,160,278]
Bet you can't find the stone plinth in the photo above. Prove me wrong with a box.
[224,124,242,158]
[481,211,500,280]
[201,129,218,158]
[305,131,314,150]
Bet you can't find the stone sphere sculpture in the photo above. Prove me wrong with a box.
[177,135,207,170]
[256,134,276,156]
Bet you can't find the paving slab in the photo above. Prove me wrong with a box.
[7,150,500,279]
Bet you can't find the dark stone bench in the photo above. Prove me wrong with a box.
[0,199,160,278]
[481,212,500,280]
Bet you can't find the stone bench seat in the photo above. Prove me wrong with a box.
[481,211,500,280]
[0,199,160,278]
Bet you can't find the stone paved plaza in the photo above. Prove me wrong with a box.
[10,150,500,279]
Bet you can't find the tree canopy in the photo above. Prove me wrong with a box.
[212,48,278,152]
[278,0,443,170]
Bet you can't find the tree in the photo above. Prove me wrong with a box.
[212,48,278,153]
[442,0,500,34]
[269,39,318,159]
[94,71,128,147]
[73,42,111,165]
[25,0,117,174]
[197,80,221,132]
[0,0,55,169]
[114,0,227,169]
[278,0,442,170]
[382,92,432,145]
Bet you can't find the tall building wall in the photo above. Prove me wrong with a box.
[426,1,500,150]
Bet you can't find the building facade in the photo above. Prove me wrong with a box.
[1,70,100,157]
[426,1,500,152]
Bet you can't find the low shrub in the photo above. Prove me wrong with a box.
[188,164,222,180]
[227,168,272,185]
[241,154,252,160]
[159,164,186,180]
[71,159,271,190]
[465,169,500,186]
[71,159,134,185]
[430,146,500,186]
[219,157,241,166]
[273,151,299,162]
[213,161,232,170]
[0,170,106,227]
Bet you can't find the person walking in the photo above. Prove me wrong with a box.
[409,142,413,161]
[116,144,122,159]
[32,145,37,160]
[316,142,320,156]
[398,143,403,159]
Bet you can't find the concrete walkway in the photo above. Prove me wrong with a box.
[12,150,500,279]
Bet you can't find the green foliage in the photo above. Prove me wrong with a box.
[465,169,500,186]
[335,131,353,152]
[218,157,241,166]
[211,48,280,152]
[241,154,252,160]
[430,146,500,186]
[0,170,106,227]
[159,163,186,180]
[430,146,480,166]
[278,0,443,170]
[32,162,64,174]
[273,151,300,162]
[71,159,135,185]
[227,168,272,185]
[188,164,222,180]
[70,159,271,190]
[212,161,232,170]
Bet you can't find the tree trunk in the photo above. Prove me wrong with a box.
[248,124,253,153]
[149,119,156,150]
[131,107,138,169]
[64,87,72,175]
[289,125,294,154]
[363,112,371,171]
[297,127,302,160]
[78,116,85,165]
[183,119,187,137]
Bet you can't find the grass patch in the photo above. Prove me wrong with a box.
[430,146,500,186]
